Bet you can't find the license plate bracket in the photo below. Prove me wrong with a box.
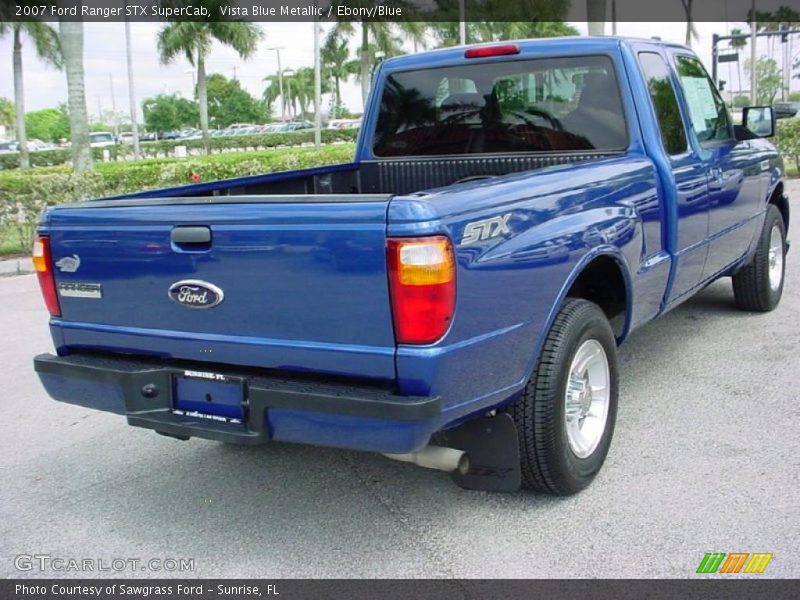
[172,370,245,422]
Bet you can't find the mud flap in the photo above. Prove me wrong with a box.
[443,413,521,492]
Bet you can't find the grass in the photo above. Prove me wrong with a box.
[0,230,27,257]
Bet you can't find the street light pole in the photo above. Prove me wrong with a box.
[283,69,294,119]
[313,18,321,149]
[124,6,140,160]
[751,0,757,105]
[326,63,337,119]
[268,47,286,121]
[458,0,466,45]
[109,73,118,137]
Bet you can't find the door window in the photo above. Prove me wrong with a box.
[675,55,732,144]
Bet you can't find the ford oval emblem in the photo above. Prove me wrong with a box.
[168,280,224,309]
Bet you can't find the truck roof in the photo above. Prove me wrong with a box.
[380,36,690,71]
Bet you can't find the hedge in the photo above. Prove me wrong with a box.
[0,128,359,171]
[775,118,800,174]
[0,143,355,256]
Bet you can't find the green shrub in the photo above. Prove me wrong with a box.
[775,118,800,175]
[0,128,359,171]
[0,144,355,256]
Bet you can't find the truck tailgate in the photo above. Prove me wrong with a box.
[43,195,397,380]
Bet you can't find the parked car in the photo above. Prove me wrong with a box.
[33,38,788,496]
[233,126,259,136]
[29,138,56,151]
[773,102,799,119]
[1,139,54,152]
[327,118,362,130]
[285,121,314,131]
[88,132,116,148]
[158,130,182,141]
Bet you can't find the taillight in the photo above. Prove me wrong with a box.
[32,236,61,317]
[387,236,455,345]
[464,44,520,59]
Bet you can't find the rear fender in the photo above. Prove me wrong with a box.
[517,246,633,394]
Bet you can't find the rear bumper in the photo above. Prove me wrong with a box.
[33,352,440,453]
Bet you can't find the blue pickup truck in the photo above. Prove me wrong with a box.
[33,37,788,495]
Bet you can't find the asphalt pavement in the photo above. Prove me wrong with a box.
[1,184,798,579]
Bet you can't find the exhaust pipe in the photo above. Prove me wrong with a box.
[384,445,470,475]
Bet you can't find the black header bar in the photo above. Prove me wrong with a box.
[2,0,800,23]
[3,579,800,600]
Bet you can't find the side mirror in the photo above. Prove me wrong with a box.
[743,106,775,138]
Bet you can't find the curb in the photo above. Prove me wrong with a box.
[0,257,34,277]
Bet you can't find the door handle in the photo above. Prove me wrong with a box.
[708,168,724,190]
[171,226,212,250]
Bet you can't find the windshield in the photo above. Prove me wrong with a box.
[373,55,627,157]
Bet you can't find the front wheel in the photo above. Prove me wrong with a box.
[506,298,619,495]
[732,204,787,312]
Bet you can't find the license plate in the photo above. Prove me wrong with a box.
[172,370,244,422]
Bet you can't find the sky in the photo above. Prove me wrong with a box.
[0,20,796,127]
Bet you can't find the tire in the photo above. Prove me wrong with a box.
[506,298,619,495]
[732,204,787,312]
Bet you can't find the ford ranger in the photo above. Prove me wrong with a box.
[33,37,789,495]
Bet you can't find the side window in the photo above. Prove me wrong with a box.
[675,55,732,144]
[638,52,688,155]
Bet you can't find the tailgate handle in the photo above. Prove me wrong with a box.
[171,226,211,245]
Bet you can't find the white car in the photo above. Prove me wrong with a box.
[89,132,116,148]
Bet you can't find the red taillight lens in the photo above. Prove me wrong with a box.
[464,44,520,59]
[32,236,61,317]
[387,236,456,345]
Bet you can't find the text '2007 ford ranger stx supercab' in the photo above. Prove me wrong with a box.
[33,37,789,495]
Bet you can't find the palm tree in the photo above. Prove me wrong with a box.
[322,37,358,116]
[289,68,312,117]
[478,22,578,42]
[58,22,92,172]
[680,0,698,47]
[730,28,748,96]
[768,7,800,100]
[326,17,427,106]
[0,22,61,169]
[158,15,263,152]
[433,21,577,47]
[282,67,329,119]
[586,0,607,36]
[262,73,282,118]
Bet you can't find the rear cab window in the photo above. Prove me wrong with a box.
[373,55,629,157]
[89,133,114,144]
[637,52,689,156]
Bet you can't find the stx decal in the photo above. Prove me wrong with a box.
[460,213,512,246]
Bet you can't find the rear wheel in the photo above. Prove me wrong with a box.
[506,298,619,495]
[732,205,786,312]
